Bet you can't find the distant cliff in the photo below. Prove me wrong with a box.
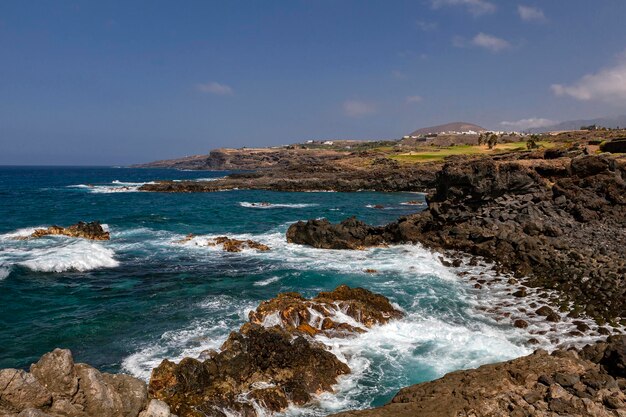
[132,148,349,171]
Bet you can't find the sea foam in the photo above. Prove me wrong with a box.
[0,228,119,273]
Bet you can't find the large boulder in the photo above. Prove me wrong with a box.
[0,349,153,417]
[600,138,626,154]
[286,217,387,249]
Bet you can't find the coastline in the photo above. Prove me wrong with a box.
[2,145,626,416]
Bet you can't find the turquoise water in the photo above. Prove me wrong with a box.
[0,167,531,415]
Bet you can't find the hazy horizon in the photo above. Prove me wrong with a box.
[2,1,626,165]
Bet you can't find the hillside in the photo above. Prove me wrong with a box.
[529,115,626,133]
[410,122,486,136]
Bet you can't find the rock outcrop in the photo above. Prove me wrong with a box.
[331,336,626,417]
[601,138,626,154]
[249,284,404,336]
[28,222,110,241]
[287,154,626,322]
[0,349,171,417]
[173,234,270,252]
[148,286,403,416]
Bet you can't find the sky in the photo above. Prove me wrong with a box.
[1,1,626,165]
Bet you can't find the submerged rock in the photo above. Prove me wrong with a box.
[28,222,110,241]
[0,348,164,417]
[173,235,270,252]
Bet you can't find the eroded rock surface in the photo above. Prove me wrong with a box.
[0,349,166,417]
[28,222,110,241]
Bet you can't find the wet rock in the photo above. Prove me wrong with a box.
[149,324,350,416]
[248,285,404,336]
[513,319,529,329]
[29,221,110,240]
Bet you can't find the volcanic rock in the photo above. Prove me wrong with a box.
[29,222,110,240]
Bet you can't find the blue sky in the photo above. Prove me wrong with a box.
[1,0,626,165]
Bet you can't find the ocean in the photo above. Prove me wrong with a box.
[0,166,572,415]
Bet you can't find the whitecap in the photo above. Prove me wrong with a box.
[254,276,282,286]
[67,180,155,193]
[0,228,120,273]
[239,202,319,209]
[0,266,11,280]
[17,241,119,273]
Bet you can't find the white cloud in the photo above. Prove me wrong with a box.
[551,58,626,102]
[416,20,438,31]
[196,81,233,95]
[431,0,496,16]
[471,33,510,52]
[406,95,423,104]
[518,5,546,22]
[500,118,556,130]
[454,33,510,52]
[391,70,407,79]
[343,100,377,117]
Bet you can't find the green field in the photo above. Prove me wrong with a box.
[392,142,553,163]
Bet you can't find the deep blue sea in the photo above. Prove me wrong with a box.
[0,166,536,415]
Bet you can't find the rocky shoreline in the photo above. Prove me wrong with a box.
[3,149,626,416]
[139,158,439,193]
[2,265,625,416]
[288,152,626,324]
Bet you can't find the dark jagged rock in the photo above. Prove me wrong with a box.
[287,154,626,322]
[0,349,165,417]
[149,324,350,417]
[330,337,626,417]
[27,222,110,241]
[600,138,626,154]
[286,217,388,249]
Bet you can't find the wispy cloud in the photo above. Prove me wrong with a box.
[518,5,546,22]
[500,118,556,130]
[431,0,496,16]
[416,19,438,31]
[391,70,407,79]
[551,55,626,102]
[454,33,511,52]
[196,81,233,95]
[406,95,423,104]
[343,100,377,118]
